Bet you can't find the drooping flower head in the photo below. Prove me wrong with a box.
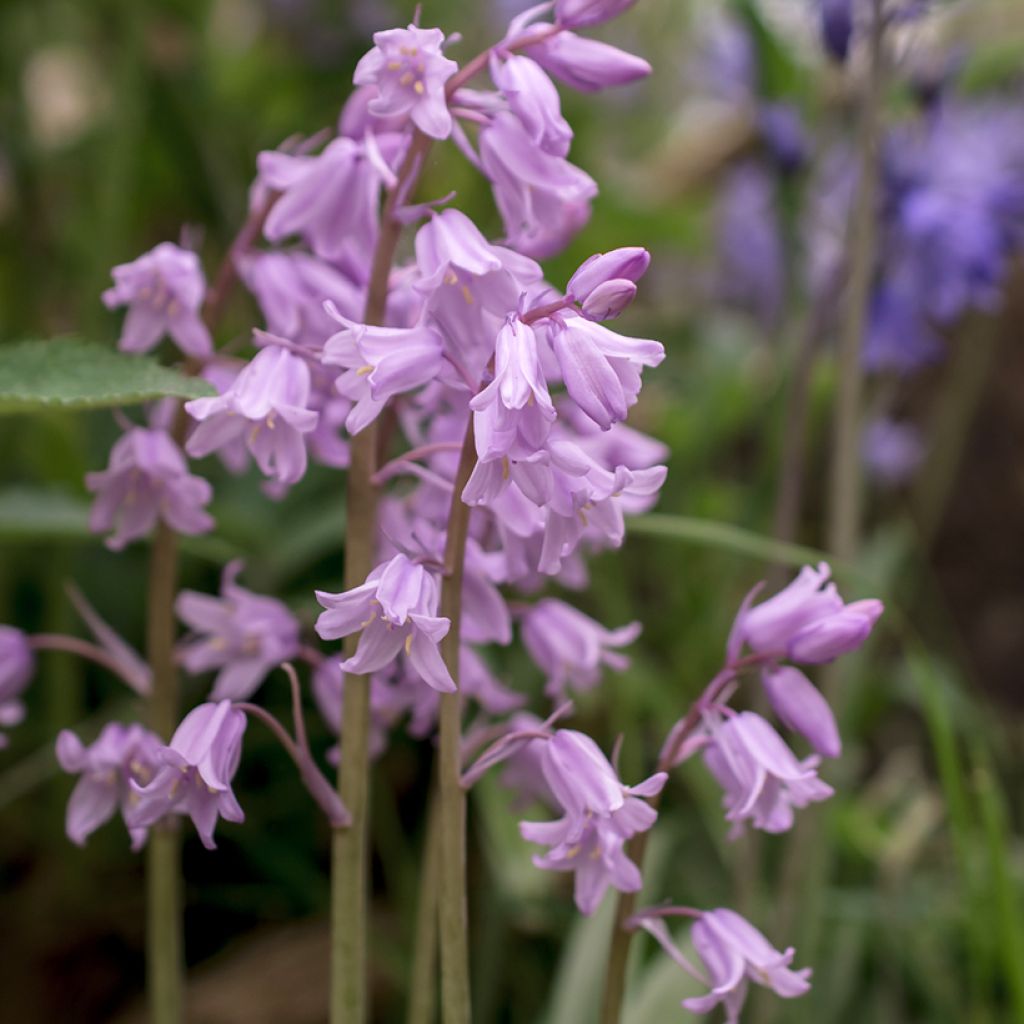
[103,242,212,358]
[315,553,455,693]
[185,343,319,485]
[86,427,214,550]
[703,711,833,836]
[126,701,247,850]
[56,723,164,850]
[521,598,641,698]
[176,560,301,702]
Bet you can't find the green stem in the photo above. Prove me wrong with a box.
[146,521,184,1024]
[436,424,477,1024]
[331,130,432,1024]
[406,795,441,1024]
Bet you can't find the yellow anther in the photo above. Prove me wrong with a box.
[460,284,474,305]
[566,845,581,859]
[413,80,425,95]
[356,364,374,376]
[400,71,414,86]
[501,457,510,481]
[387,61,402,71]
[405,633,414,656]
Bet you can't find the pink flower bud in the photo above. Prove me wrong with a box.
[580,278,638,321]
[567,246,650,302]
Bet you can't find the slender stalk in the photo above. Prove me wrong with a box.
[146,521,184,1024]
[331,128,432,1024]
[30,634,148,692]
[436,424,478,1024]
[406,796,442,1024]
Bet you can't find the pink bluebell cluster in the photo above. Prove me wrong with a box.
[0,4,895,1020]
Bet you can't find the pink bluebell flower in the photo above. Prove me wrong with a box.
[490,53,573,157]
[522,815,643,915]
[315,553,455,693]
[353,25,459,140]
[103,242,212,358]
[321,309,445,435]
[86,427,214,550]
[55,723,163,850]
[479,112,597,258]
[176,561,300,702]
[521,598,640,698]
[127,701,247,850]
[258,138,384,265]
[0,626,34,747]
[635,907,811,1022]
[686,908,812,1021]
[703,711,833,835]
[185,344,319,485]
[548,317,665,430]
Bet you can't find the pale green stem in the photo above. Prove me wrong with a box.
[146,521,184,1024]
[436,424,478,1024]
[406,796,441,1024]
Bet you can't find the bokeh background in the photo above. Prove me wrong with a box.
[2,0,1024,1021]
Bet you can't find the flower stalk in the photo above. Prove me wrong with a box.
[436,423,478,1024]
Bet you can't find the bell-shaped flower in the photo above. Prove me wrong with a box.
[523,729,666,848]
[521,814,643,915]
[820,0,854,62]
[322,309,444,435]
[521,598,641,698]
[176,560,300,702]
[0,626,34,747]
[479,112,597,259]
[761,665,841,759]
[490,54,573,157]
[186,343,319,485]
[353,24,458,140]
[315,553,455,693]
[103,242,212,358]
[703,711,833,835]
[729,562,883,664]
[259,137,383,264]
[55,723,164,850]
[126,701,247,850]
[238,250,364,350]
[684,908,812,1021]
[549,317,665,430]
[471,317,556,461]
[555,0,638,29]
[86,428,214,551]
[523,28,651,93]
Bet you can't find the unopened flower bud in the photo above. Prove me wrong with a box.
[580,278,637,321]
[787,599,884,664]
[555,0,638,30]
[761,665,841,759]
[567,246,650,303]
[820,0,854,63]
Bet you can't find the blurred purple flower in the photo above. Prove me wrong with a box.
[0,626,34,746]
[103,242,212,358]
[86,427,214,551]
[176,560,300,701]
[56,723,163,850]
[862,417,925,487]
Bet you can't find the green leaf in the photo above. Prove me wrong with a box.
[0,338,213,413]
[628,513,827,568]
[0,486,91,540]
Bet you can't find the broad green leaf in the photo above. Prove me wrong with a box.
[0,486,91,540]
[0,338,213,413]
